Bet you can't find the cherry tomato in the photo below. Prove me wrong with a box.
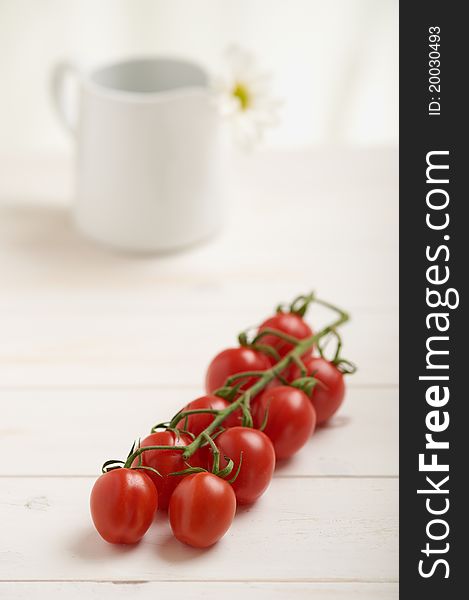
[176,395,241,435]
[214,427,275,504]
[205,347,270,394]
[258,312,313,363]
[169,472,236,548]
[252,386,316,459]
[90,468,157,544]
[132,430,203,510]
[290,356,345,425]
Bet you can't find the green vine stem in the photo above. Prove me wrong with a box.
[106,295,350,471]
[238,331,281,362]
[224,371,266,386]
[123,445,185,469]
[276,292,315,317]
[317,327,357,375]
[252,328,304,346]
[168,409,220,429]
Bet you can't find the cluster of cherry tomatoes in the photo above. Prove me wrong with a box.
[90,295,354,549]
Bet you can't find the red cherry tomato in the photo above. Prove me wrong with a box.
[252,386,316,459]
[290,356,345,425]
[258,312,313,363]
[90,468,157,544]
[132,430,203,510]
[205,347,270,394]
[214,427,275,504]
[176,395,241,435]
[169,472,236,548]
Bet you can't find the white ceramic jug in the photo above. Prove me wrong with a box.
[52,57,223,252]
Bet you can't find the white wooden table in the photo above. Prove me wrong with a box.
[0,148,398,598]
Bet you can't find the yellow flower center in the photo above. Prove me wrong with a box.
[232,82,251,111]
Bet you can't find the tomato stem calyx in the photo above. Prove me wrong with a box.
[290,376,321,398]
[276,291,316,317]
[317,329,358,375]
[238,331,281,362]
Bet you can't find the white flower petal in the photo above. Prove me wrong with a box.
[212,45,282,149]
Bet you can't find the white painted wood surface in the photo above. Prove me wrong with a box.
[0,477,397,581]
[0,387,397,476]
[0,149,398,598]
[0,583,399,600]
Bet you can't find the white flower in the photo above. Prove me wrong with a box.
[212,46,281,148]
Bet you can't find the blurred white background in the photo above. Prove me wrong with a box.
[0,0,397,155]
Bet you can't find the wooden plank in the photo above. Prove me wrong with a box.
[0,197,397,311]
[0,149,397,313]
[0,150,398,255]
[0,477,398,582]
[0,242,397,312]
[0,387,397,477]
[0,582,399,599]
[0,308,397,387]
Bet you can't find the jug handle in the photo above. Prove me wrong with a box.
[51,62,80,136]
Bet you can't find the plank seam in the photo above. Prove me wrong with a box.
[0,578,399,584]
[0,383,399,391]
[0,474,398,479]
